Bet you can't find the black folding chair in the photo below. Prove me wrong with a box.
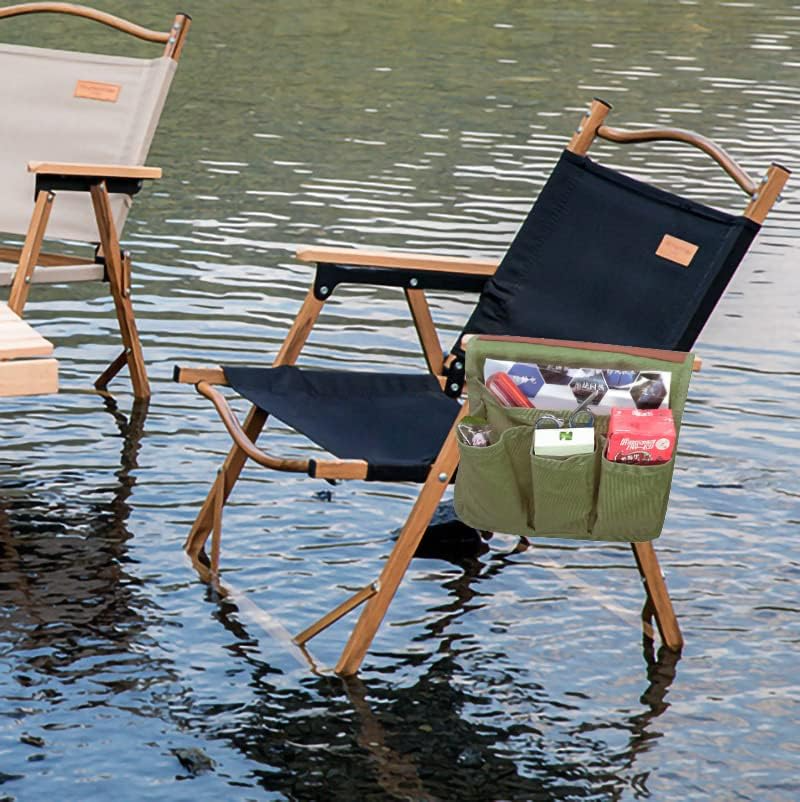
[175,98,788,675]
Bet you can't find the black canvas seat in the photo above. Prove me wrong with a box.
[176,98,789,676]
[224,365,460,482]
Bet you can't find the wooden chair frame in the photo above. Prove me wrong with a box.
[1,3,191,399]
[176,99,789,675]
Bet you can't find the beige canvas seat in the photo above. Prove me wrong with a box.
[0,3,191,398]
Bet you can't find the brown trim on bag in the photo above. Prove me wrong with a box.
[470,335,694,365]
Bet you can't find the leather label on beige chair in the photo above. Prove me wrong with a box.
[656,234,698,267]
[74,80,121,102]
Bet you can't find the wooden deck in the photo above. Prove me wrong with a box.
[0,302,58,397]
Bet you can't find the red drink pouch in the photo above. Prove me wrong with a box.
[485,372,534,408]
[606,408,675,465]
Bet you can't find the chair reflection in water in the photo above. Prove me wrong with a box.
[175,98,788,675]
[0,396,149,678]
[207,552,684,800]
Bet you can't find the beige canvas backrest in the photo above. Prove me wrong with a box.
[0,42,176,241]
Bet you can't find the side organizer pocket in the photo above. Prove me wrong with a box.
[530,447,597,537]
[454,424,533,535]
[592,451,676,542]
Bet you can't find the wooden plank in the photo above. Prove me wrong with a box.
[0,263,104,287]
[0,247,94,267]
[28,161,162,180]
[0,335,53,359]
[296,245,499,275]
[0,305,53,359]
[0,358,58,397]
[0,302,58,397]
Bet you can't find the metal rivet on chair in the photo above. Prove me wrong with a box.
[454,361,462,370]
[449,383,459,392]
[319,285,329,295]
[409,278,418,287]
[437,472,448,482]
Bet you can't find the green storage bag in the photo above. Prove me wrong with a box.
[453,337,694,541]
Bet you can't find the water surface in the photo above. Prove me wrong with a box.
[1,2,799,800]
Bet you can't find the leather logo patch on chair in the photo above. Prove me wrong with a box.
[74,80,122,102]
[656,234,698,267]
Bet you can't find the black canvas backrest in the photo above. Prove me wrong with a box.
[459,150,759,354]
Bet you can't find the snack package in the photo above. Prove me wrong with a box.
[533,425,595,457]
[457,422,493,447]
[483,359,671,413]
[606,408,675,464]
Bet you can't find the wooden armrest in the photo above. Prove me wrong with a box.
[178,374,369,480]
[27,162,162,180]
[174,365,228,385]
[296,246,499,277]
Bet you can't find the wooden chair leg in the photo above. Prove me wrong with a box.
[210,468,225,574]
[95,349,130,392]
[185,289,324,569]
[7,190,55,314]
[335,405,467,676]
[274,288,325,366]
[184,405,268,561]
[89,185,150,399]
[631,541,683,651]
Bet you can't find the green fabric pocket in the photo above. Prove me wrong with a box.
[530,447,597,536]
[454,424,533,535]
[592,453,675,541]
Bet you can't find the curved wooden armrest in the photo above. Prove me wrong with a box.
[196,381,309,473]
[0,3,172,42]
[28,162,162,180]
[196,381,369,480]
[597,124,757,196]
[296,245,499,277]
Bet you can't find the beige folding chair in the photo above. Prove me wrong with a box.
[0,3,191,399]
